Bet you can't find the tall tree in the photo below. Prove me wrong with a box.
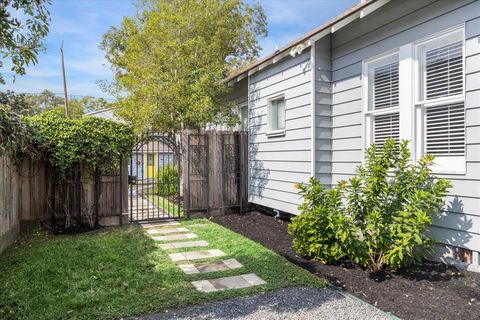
[100,0,266,133]
[0,0,51,84]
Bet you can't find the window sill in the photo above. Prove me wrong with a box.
[266,130,286,138]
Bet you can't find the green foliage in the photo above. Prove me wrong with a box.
[24,111,135,179]
[0,105,40,163]
[100,0,267,132]
[1,89,113,119]
[0,221,325,319]
[289,139,451,271]
[288,179,351,264]
[155,164,179,196]
[0,0,51,84]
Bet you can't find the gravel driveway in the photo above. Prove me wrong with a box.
[138,287,395,320]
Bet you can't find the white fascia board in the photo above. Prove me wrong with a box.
[331,11,360,33]
[360,0,390,19]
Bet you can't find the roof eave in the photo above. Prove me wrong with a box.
[226,0,390,85]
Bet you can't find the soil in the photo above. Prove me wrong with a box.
[210,211,480,320]
[51,224,101,235]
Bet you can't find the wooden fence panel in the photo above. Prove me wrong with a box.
[0,156,19,254]
[182,131,248,215]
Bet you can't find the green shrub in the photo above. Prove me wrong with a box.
[289,179,358,264]
[23,111,136,180]
[155,164,178,197]
[289,139,451,271]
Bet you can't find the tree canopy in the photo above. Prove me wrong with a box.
[0,90,112,118]
[100,0,267,133]
[0,0,51,84]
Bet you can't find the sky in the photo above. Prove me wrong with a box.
[2,0,357,100]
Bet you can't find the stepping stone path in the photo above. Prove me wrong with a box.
[152,233,198,242]
[178,259,243,275]
[169,249,226,262]
[159,240,209,250]
[142,221,180,228]
[191,274,266,293]
[147,227,190,235]
[142,221,266,293]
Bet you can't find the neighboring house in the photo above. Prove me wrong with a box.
[85,108,174,181]
[131,141,174,180]
[226,0,480,268]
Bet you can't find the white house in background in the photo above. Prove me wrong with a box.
[226,0,480,270]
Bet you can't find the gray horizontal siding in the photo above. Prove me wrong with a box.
[248,50,312,214]
[330,0,480,251]
[314,37,333,186]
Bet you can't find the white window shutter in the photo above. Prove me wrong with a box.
[425,41,463,100]
[373,62,399,110]
[373,113,400,149]
[426,103,465,156]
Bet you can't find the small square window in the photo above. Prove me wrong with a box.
[268,97,286,133]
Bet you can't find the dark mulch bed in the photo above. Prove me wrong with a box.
[210,211,480,320]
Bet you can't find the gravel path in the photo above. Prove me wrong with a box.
[138,287,394,320]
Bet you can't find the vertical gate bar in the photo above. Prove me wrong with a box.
[119,157,123,226]
[206,134,209,216]
[220,134,225,215]
[130,150,133,222]
[187,134,191,218]
[178,134,182,219]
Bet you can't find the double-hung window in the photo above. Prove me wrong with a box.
[365,53,400,150]
[415,27,465,172]
[364,26,465,173]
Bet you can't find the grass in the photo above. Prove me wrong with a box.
[0,219,326,320]
[147,193,182,215]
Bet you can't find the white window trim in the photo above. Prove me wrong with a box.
[362,24,466,175]
[363,50,400,149]
[267,94,286,137]
[239,102,248,132]
[413,24,466,174]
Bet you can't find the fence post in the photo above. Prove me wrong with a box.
[119,158,123,226]
[94,166,100,227]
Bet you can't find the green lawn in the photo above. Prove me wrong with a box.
[147,193,182,215]
[0,219,326,320]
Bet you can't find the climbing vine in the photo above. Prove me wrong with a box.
[0,105,41,165]
[24,111,136,180]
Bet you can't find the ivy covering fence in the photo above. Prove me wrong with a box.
[0,105,136,229]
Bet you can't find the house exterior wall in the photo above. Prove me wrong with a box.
[329,0,480,251]
[248,50,312,214]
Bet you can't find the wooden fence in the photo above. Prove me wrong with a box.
[0,156,19,254]
[181,131,248,215]
[1,156,128,234]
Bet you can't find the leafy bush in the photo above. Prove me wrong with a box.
[0,105,41,164]
[155,164,178,197]
[289,139,451,271]
[289,180,351,264]
[23,111,136,179]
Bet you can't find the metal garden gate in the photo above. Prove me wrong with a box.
[129,133,183,222]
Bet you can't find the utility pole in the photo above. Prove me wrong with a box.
[60,41,69,117]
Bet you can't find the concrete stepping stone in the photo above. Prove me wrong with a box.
[191,273,266,293]
[159,240,209,250]
[147,227,189,235]
[141,221,181,228]
[152,233,198,242]
[178,258,243,275]
[169,249,226,262]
